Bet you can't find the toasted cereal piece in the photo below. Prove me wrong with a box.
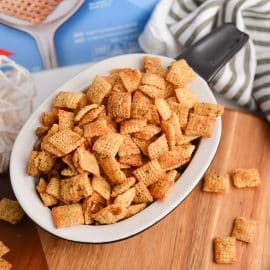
[54,91,84,109]
[132,137,150,156]
[92,204,127,224]
[112,78,126,93]
[139,85,164,99]
[111,177,136,197]
[84,192,106,216]
[214,237,236,264]
[177,135,200,145]
[76,147,100,176]
[74,104,98,122]
[119,68,142,92]
[163,81,175,99]
[120,119,147,134]
[131,102,151,120]
[77,93,88,109]
[166,59,197,87]
[0,198,24,225]
[175,87,198,108]
[36,177,47,193]
[167,101,189,129]
[148,104,161,125]
[119,154,143,167]
[48,129,84,156]
[39,192,58,207]
[161,121,176,150]
[92,176,111,200]
[185,113,216,138]
[37,151,56,173]
[159,144,195,170]
[83,119,108,138]
[60,173,92,204]
[0,241,9,257]
[133,124,161,140]
[52,204,84,228]
[126,203,147,218]
[35,126,49,137]
[0,258,12,270]
[41,111,57,127]
[108,92,131,119]
[231,168,261,188]
[194,103,224,117]
[132,90,152,104]
[231,216,256,243]
[133,159,165,186]
[102,74,118,86]
[46,178,61,199]
[155,98,171,121]
[99,156,126,184]
[149,171,175,200]
[203,172,229,193]
[142,73,166,90]
[93,132,124,156]
[148,134,169,160]
[114,187,136,207]
[62,153,76,171]
[72,150,85,174]
[118,135,140,157]
[27,151,40,176]
[61,168,77,177]
[78,105,105,126]
[144,56,166,77]
[133,182,153,204]
[87,76,112,104]
[58,110,74,130]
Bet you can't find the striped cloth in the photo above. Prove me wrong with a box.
[139,0,270,122]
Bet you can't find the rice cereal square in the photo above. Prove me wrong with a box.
[231,168,261,188]
[203,172,230,193]
[214,237,236,264]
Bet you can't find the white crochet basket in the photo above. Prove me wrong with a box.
[0,56,35,173]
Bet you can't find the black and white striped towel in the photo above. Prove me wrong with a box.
[139,0,270,122]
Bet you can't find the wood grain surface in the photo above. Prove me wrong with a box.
[1,109,270,270]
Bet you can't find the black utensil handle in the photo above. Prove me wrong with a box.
[176,23,249,83]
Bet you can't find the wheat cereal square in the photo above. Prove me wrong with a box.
[161,121,176,150]
[214,237,236,264]
[108,92,131,119]
[139,84,164,98]
[83,119,109,138]
[92,176,111,201]
[118,135,141,157]
[58,110,75,130]
[0,198,24,225]
[194,103,224,118]
[155,98,171,121]
[203,172,230,193]
[46,177,60,199]
[175,87,198,108]
[27,150,40,176]
[37,151,56,173]
[119,154,143,167]
[133,181,153,204]
[41,111,57,127]
[143,56,166,77]
[54,92,84,110]
[167,101,189,129]
[119,68,142,92]
[132,137,151,156]
[141,73,166,90]
[231,168,261,188]
[148,134,169,160]
[133,124,161,140]
[39,192,58,207]
[114,187,136,207]
[111,177,136,197]
[120,119,147,134]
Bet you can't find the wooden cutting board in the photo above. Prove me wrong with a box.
[1,109,270,270]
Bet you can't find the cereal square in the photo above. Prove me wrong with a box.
[155,98,171,121]
[214,237,236,264]
[148,134,169,160]
[120,119,147,134]
[139,84,164,98]
[143,56,166,77]
[167,101,189,129]
[175,87,198,108]
[108,92,131,119]
[78,105,105,126]
[232,168,261,188]
[0,198,24,225]
[194,103,224,118]
[231,216,256,243]
[114,187,136,207]
[119,154,143,167]
[58,110,75,131]
[126,203,147,218]
[118,135,140,157]
[92,176,111,201]
[83,119,109,138]
[54,91,84,110]
[133,124,161,140]
[203,172,230,193]
[111,177,136,197]
[133,181,153,204]
[141,73,166,90]
[119,68,142,92]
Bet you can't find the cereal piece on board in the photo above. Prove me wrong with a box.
[119,68,142,92]
[203,172,230,193]
[166,59,197,87]
[108,92,131,119]
[78,105,105,126]
[126,203,147,218]
[37,151,56,173]
[231,168,261,188]
[167,101,189,129]
[60,173,92,204]
[87,76,112,104]
[231,216,256,243]
[142,73,166,90]
[74,104,98,122]
[27,151,40,176]
[133,182,153,204]
[148,134,169,160]
[161,121,176,150]
[92,204,127,224]
[0,258,12,270]
[119,154,143,167]
[92,176,111,200]
[114,187,136,207]
[76,147,100,176]
[0,241,10,257]
[159,144,195,170]
[120,119,147,134]
[58,110,74,130]
[185,113,216,138]
[155,98,171,121]
[99,156,126,184]
[111,177,136,197]
[133,124,161,140]
[214,237,236,264]
[52,204,84,228]
[54,91,84,109]
[175,87,198,108]
[132,137,151,156]
[41,111,57,127]
[194,103,224,118]
[133,159,165,186]
[83,119,108,138]
[48,129,84,155]
[143,56,166,77]
[139,85,164,98]
[0,198,24,225]
[46,177,61,199]
[93,132,124,156]
[118,135,140,157]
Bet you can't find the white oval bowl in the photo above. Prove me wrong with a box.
[10,54,221,243]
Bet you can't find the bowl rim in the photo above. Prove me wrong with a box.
[10,53,221,243]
